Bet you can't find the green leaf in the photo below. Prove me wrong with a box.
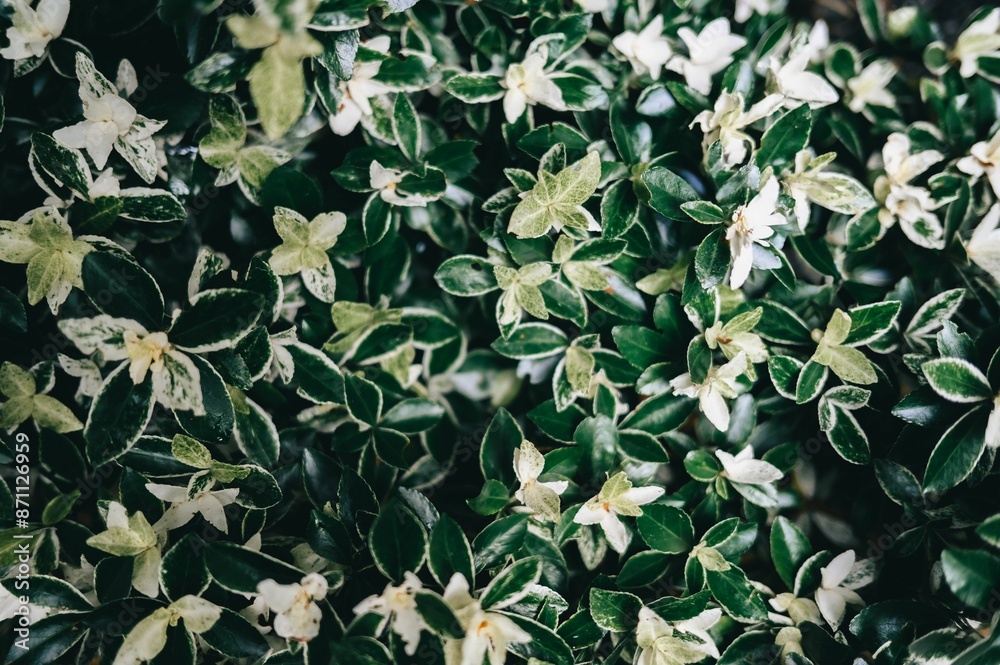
[74,197,123,234]
[344,372,383,427]
[480,557,542,610]
[941,549,1000,609]
[754,301,813,345]
[41,491,79,526]
[506,613,574,665]
[770,516,812,589]
[3,614,85,664]
[818,388,871,464]
[684,449,722,481]
[923,407,988,494]
[413,590,464,638]
[429,515,475,589]
[755,105,811,167]
[842,301,901,347]
[600,179,639,238]
[857,0,886,41]
[467,479,510,516]
[369,503,427,583]
[473,514,528,571]
[922,358,993,403]
[0,575,91,612]
[286,343,346,404]
[619,392,696,435]
[81,252,164,331]
[392,92,421,162]
[491,323,568,359]
[682,200,727,224]
[233,395,280,467]
[979,515,1000,548]
[307,510,353,565]
[434,255,499,295]
[174,355,234,444]
[160,534,209,601]
[380,399,445,434]
[873,459,923,506]
[589,588,643,632]
[445,74,504,102]
[480,408,524,487]
[169,289,263,353]
[642,167,699,219]
[694,227,731,290]
[0,286,27,334]
[84,363,155,466]
[636,505,695,554]
[119,190,187,222]
[204,541,302,594]
[790,235,840,278]
[705,565,768,623]
[200,608,270,660]
[30,133,90,198]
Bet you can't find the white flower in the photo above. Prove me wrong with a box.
[60,556,98,606]
[690,91,784,167]
[55,93,137,170]
[256,573,328,643]
[769,49,838,108]
[874,133,945,249]
[846,60,897,112]
[52,54,165,182]
[502,47,565,123]
[575,0,610,12]
[60,313,210,415]
[612,15,673,79]
[513,440,568,522]
[814,550,872,630]
[635,606,722,664]
[966,203,1000,285]
[442,573,531,665]
[704,311,769,365]
[954,9,1000,78]
[735,0,784,23]
[88,168,122,199]
[145,482,240,534]
[724,177,785,289]
[957,128,1000,199]
[574,472,664,554]
[769,592,822,625]
[353,572,426,655]
[0,0,68,62]
[329,36,390,136]
[800,20,830,65]
[667,18,747,95]
[716,446,783,485]
[370,161,434,207]
[670,352,748,432]
[987,392,1000,448]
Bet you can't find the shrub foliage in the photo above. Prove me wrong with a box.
[2,0,1000,663]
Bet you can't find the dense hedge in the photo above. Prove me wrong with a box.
[2,0,1000,664]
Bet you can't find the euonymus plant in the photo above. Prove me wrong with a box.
[2,0,1000,663]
